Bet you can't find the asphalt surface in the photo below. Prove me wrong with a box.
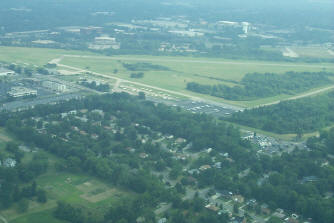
[55,61,242,111]
[63,54,333,69]
[1,92,83,111]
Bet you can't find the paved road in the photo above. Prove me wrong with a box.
[254,85,334,108]
[1,93,83,111]
[63,54,333,69]
[0,214,8,223]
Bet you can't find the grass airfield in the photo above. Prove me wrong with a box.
[1,46,334,107]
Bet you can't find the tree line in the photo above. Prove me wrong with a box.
[228,91,334,134]
[187,71,333,100]
[0,143,48,210]
[0,93,333,222]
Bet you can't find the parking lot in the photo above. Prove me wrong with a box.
[1,92,84,111]
[0,74,86,111]
[175,100,237,117]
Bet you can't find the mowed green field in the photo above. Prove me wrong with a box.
[0,46,96,66]
[261,45,334,59]
[60,55,334,106]
[1,46,334,107]
[62,55,334,82]
[4,170,129,223]
[1,147,130,223]
[10,209,67,223]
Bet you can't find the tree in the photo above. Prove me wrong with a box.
[17,199,29,213]
[37,189,47,203]
[267,216,283,223]
[233,204,239,214]
[138,92,146,100]
[175,183,186,194]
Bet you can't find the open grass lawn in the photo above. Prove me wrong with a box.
[0,127,129,223]
[0,46,96,66]
[10,209,68,223]
[61,55,334,83]
[36,172,128,205]
[261,45,334,59]
[291,46,334,59]
[4,170,130,222]
[1,46,334,107]
[226,120,325,141]
[1,144,131,223]
[60,54,334,107]
[0,128,12,143]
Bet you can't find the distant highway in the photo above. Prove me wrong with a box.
[254,85,334,108]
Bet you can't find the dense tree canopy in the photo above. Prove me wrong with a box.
[187,71,333,100]
[228,91,334,133]
[1,93,333,222]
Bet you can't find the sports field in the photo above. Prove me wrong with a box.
[0,149,130,223]
[4,172,129,223]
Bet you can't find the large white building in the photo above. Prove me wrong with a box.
[42,81,66,92]
[242,22,250,34]
[7,87,37,98]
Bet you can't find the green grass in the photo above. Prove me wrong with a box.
[5,170,130,222]
[60,54,334,107]
[9,209,68,223]
[0,46,96,66]
[2,144,130,223]
[0,128,12,142]
[261,45,334,59]
[1,46,334,107]
[291,46,334,59]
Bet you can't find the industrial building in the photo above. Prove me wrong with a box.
[42,81,66,92]
[7,87,37,98]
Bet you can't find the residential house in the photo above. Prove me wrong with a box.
[261,203,271,215]
[219,190,233,198]
[231,216,247,223]
[232,195,244,203]
[205,204,219,212]
[139,153,148,159]
[285,218,299,223]
[175,137,186,144]
[158,218,167,223]
[188,169,200,175]
[199,165,211,171]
